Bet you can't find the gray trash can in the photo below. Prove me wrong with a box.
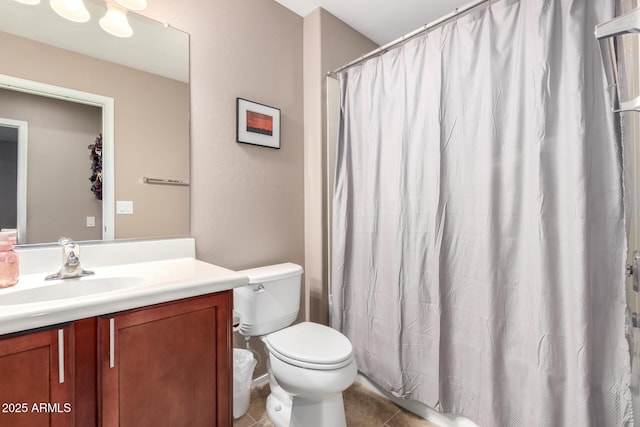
[233,348,257,419]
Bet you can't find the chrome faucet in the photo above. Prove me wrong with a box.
[45,238,95,280]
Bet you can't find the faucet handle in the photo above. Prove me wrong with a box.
[58,237,73,246]
[58,237,80,266]
[45,237,94,280]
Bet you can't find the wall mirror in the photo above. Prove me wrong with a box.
[0,0,190,245]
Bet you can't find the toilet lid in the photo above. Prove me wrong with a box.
[264,322,353,369]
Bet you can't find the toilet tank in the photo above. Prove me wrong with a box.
[234,263,303,336]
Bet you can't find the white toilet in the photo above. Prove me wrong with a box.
[234,263,357,427]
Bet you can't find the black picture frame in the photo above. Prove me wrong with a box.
[236,98,281,149]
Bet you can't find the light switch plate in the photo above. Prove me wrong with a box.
[86,216,96,227]
[116,201,134,215]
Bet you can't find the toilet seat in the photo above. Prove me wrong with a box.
[264,322,353,370]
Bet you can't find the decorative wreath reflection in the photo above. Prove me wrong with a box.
[89,134,103,200]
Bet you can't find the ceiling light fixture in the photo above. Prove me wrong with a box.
[114,0,146,11]
[49,0,90,23]
[99,4,133,38]
[13,0,41,5]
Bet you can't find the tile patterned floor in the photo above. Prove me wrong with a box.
[233,382,440,427]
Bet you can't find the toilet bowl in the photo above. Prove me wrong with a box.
[234,264,357,427]
[264,322,357,427]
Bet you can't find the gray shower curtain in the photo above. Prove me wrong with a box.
[332,0,632,426]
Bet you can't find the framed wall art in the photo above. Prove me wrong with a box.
[236,98,281,149]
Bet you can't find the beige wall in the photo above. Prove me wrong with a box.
[0,89,102,243]
[0,31,189,241]
[138,2,375,376]
[141,0,304,270]
[139,0,305,378]
[303,8,378,324]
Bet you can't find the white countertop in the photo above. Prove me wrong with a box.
[0,239,249,335]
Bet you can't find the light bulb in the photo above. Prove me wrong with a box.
[99,4,133,38]
[49,0,90,23]
[114,0,146,11]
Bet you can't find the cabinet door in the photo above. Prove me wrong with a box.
[0,325,74,427]
[100,292,232,427]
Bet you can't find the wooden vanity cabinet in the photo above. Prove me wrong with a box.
[0,290,233,427]
[99,291,233,427]
[0,324,74,427]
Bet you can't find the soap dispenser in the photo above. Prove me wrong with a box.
[0,230,18,288]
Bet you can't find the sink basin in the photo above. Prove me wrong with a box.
[0,276,147,305]
[0,256,250,336]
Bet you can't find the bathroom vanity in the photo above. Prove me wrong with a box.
[0,238,247,427]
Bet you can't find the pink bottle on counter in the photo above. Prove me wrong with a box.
[0,231,18,288]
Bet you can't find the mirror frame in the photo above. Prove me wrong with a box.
[0,117,27,241]
[0,73,115,243]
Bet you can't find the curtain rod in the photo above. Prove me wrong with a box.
[327,0,491,76]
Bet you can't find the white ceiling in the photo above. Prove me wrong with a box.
[272,0,474,46]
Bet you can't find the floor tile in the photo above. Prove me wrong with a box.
[246,384,271,422]
[385,409,440,427]
[233,414,255,427]
[234,381,441,427]
[344,382,402,426]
